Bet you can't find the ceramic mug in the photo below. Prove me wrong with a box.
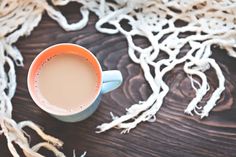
[27,43,122,122]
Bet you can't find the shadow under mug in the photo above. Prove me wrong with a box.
[27,43,123,122]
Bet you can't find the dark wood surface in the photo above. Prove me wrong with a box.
[1,3,236,157]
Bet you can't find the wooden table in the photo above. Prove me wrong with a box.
[1,3,236,157]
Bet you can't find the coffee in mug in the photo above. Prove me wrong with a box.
[35,53,99,113]
[28,43,122,122]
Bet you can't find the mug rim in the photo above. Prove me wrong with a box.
[27,43,102,116]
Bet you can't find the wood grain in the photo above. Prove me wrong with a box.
[1,2,236,157]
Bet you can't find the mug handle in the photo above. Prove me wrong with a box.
[101,70,123,94]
